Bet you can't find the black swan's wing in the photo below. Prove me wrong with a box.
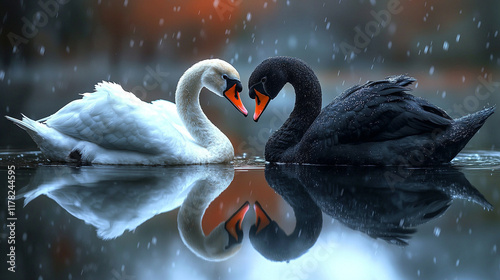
[306,75,453,145]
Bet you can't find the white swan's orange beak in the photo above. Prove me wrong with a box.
[225,201,250,242]
[253,89,270,122]
[253,201,271,234]
[224,79,248,117]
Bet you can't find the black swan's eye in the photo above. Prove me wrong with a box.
[222,74,228,80]
[261,77,267,83]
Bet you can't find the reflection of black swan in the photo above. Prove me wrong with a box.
[294,164,493,245]
[261,164,492,246]
[248,56,495,165]
[249,164,322,262]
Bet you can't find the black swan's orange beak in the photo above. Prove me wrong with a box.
[225,201,250,242]
[253,89,270,122]
[224,79,248,117]
[254,201,271,234]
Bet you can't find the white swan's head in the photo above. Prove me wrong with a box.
[199,59,248,116]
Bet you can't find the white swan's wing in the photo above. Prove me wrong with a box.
[150,99,195,142]
[45,82,198,154]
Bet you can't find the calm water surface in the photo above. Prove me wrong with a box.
[0,150,499,280]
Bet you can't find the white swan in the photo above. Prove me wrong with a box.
[6,59,248,165]
[177,166,249,261]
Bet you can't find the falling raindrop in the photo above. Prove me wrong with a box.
[246,12,251,21]
[326,22,331,30]
[443,41,449,51]
[456,34,461,42]
[429,66,435,75]
[39,46,45,55]
[388,41,392,49]
[433,226,441,236]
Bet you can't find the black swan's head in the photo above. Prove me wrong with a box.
[248,57,291,121]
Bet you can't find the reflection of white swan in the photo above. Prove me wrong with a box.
[177,166,249,261]
[19,165,230,239]
[6,59,247,165]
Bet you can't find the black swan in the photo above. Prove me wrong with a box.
[248,56,495,165]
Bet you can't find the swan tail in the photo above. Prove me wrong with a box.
[5,114,42,139]
[5,115,76,161]
[439,106,495,161]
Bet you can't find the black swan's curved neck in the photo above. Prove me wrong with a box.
[266,59,322,161]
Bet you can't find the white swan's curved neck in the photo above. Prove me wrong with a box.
[175,64,232,161]
[177,168,236,261]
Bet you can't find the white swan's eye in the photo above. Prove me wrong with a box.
[222,74,228,80]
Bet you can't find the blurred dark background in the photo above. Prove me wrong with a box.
[1,0,499,155]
